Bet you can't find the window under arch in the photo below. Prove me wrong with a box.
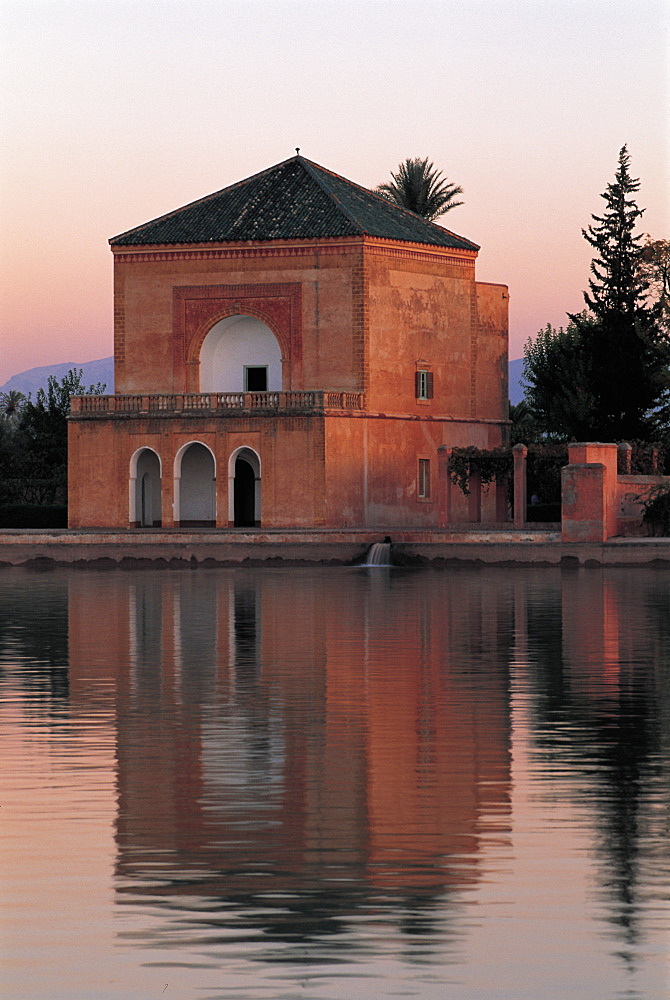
[199,315,282,392]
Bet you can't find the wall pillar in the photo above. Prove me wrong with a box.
[566,443,618,539]
[438,446,452,526]
[618,442,632,475]
[216,461,228,529]
[169,472,180,528]
[512,443,527,528]
[561,463,607,542]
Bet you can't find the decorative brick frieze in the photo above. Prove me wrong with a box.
[112,240,363,263]
[110,237,477,270]
[363,242,476,269]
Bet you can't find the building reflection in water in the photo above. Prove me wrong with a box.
[54,565,670,964]
[63,567,514,949]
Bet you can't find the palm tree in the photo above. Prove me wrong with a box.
[0,390,26,424]
[376,157,463,221]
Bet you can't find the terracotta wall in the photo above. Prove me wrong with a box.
[112,238,508,425]
[324,414,507,528]
[69,413,328,529]
[364,243,508,424]
[69,408,510,530]
[475,281,509,420]
[561,443,669,541]
[112,241,363,394]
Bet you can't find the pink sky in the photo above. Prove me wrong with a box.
[0,0,667,385]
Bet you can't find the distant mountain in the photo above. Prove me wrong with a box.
[2,355,525,405]
[509,358,525,405]
[0,357,114,398]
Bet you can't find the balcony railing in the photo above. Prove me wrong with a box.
[71,390,365,416]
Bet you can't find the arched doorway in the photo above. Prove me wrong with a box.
[228,447,261,527]
[176,442,216,527]
[130,448,162,527]
[199,315,282,392]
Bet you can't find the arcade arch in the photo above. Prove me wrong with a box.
[175,442,216,527]
[228,447,261,527]
[199,315,282,392]
[130,448,162,527]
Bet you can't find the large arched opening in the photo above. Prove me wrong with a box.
[199,315,282,392]
[228,447,261,527]
[130,448,162,527]
[175,442,216,527]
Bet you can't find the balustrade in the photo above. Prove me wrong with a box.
[71,390,365,416]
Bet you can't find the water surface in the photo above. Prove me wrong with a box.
[1,564,668,999]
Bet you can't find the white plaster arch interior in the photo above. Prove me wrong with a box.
[199,314,283,392]
[173,441,216,525]
[228,446,261,526]
[129,447,162,526]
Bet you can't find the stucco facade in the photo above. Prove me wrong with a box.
[68,156,509,529]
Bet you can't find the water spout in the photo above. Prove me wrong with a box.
[363,538,392,566]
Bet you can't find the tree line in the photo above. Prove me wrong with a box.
[0,370,105,511]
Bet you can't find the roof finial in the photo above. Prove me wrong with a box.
[295,147,300,156]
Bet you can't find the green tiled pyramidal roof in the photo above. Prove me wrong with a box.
[110,155,479,251]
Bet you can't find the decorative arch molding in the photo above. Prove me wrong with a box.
[189,305,286,367]
[227,445,261,479]
[173,282,302,392]
[173,439,217,476]
[130,445,163,479]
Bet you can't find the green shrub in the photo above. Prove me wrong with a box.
[526,503,562,523]
[0,505,67,528]
[635,482,670,536]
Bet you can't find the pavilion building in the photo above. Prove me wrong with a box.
[67,154,508,529]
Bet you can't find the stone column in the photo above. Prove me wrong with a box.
[618,442,632,475]
[513,443,527,528]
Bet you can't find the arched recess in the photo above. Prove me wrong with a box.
[199,315,283,392]
[174,442,216,527]
[129,448,162,527]
[228,447,261,527]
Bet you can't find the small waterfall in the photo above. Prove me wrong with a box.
[363,539,392,566]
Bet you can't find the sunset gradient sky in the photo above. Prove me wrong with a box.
[0,0,667,385]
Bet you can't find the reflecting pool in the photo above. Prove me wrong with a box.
[1,564,668,999]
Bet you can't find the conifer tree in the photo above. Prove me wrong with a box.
[524,147,670,441]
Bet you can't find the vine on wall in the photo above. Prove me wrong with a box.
[448,447,513,497]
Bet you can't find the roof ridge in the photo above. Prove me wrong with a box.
[110,155,302,244]
[296,156,479,250]
[298,157,367,233]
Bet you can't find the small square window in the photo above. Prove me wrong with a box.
[415,369,433,400]
[245,366,268,391]
[418,458,431,499]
